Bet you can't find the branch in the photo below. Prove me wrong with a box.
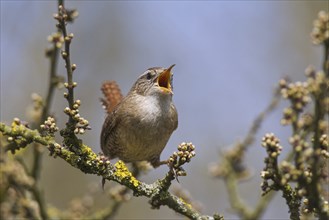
[57,5,75,118]
[210,87,281,219]
[306,11,329,219]
[52,3,89,156]
[261,133,301,220]
[0,122,218,220]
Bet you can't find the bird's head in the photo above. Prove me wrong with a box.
[131,64,175,97]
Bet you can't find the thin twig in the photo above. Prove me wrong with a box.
[223,88,281,219]
[241,87,281,152]
[58,3,75,125]
[323,41,329,77]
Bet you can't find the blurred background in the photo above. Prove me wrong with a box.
[1,1,327,219]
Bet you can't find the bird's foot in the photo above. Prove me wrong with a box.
[98,154,112,190]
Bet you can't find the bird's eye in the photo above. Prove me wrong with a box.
[146,71,154,80]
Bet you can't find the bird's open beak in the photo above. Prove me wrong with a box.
[158,64,175,94]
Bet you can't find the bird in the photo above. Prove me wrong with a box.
[100,65,178,168]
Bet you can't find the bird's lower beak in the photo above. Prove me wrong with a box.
[158,64,175,94]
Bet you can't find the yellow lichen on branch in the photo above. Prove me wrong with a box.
[114,160,140,187]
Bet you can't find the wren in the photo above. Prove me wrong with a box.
[100,65,178,167]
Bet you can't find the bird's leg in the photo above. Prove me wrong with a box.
[99,154,112,190]
[151,159,169,168]
[151,158,180,182]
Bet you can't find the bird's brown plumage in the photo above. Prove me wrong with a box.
[100,66,178,167]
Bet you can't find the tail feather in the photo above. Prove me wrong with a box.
[100,81,123,113]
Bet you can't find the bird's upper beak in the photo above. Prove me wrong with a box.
[157,64,175,94]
